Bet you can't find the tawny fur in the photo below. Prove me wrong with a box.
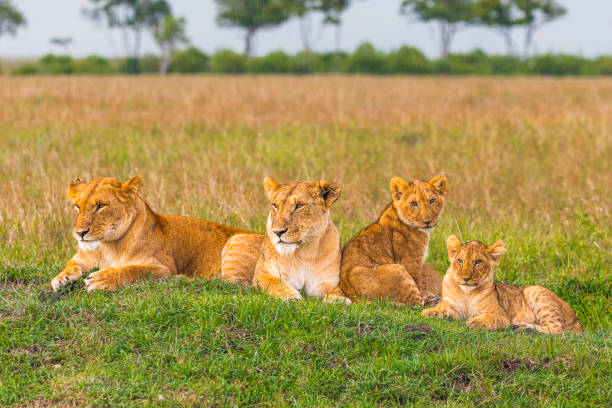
[340,175,447,305]
[51,176,247,292]
[221,178,350,304]
[422,236,583,334]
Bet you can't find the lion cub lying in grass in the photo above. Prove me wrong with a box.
[422,236,582,334]
[51,176,245,292]
[221,177,350,304]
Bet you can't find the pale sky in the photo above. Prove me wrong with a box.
[1,0,611,58]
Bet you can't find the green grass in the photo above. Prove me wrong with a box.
[1,215,610,407]
[1,276,610,407]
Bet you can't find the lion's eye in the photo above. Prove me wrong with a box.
[271,204,278,211]
[95,203,106,211]
[457,259,463,265]
[410,201,418,208]
[295,203,304,211]
[429,198,436,205]
[474,259,482,265]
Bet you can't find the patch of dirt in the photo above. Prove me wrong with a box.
[354,321,375,335]
[403,324,433,340]
[500,356,574,374]
[327,356,350,370]
[220,327,258,351]
[23,399,81,408]
[452,373,473,393]
[302,344,318,354]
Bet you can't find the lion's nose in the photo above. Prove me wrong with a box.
[463,277,471,283]
[423,220,432,226]
[273,228,288,238]
[76,228,90,239]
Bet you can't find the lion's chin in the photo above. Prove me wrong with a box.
[458,283,479,292]
[78,240,101,252]
[273,241,299,256]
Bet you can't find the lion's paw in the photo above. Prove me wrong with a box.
[84,268,119,292]
[51,270,80,292]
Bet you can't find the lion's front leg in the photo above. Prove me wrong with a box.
[466,313,511,330]
[320,285,351,305]
[85,264,170,292]
[51,259,85,292]
[253,270,302,301]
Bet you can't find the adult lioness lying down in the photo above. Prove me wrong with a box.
[221,177,350,304]
[51,176,245,292]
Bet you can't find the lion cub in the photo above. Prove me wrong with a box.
[422,236,583,334]
[51,176,245,292]
[221,177,350,304]
[340,175,447,305]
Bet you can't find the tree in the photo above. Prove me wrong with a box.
[516,0,565,57]
[50,37,74,55]
[215,0,291,57]
[84,0,171,57]
[0,0,26,37]
[286,0,351,53]
[154,15,188,75]
[473,0,519,55]
[474,0,565,56]
[401,0,477,57]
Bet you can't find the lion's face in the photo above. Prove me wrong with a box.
[390,175,447,230]
[263,177,341,256]
[67,176,142,251]
[446,235,505,291]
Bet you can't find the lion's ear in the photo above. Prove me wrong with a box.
[263,177,281,200]
[67,178,86,203]
[429,174,448,195]
[390,176,409,200]
[317,181,341,208]
[120,176,143,200]
[487,240,506,263]
[446,235,462,260]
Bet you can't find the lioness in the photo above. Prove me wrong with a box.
[422,236,582,334]
[221,177,350,304]
[340,175,447,305]
[51,176,246,292]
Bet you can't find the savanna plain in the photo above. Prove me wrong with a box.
[0,76,610,407]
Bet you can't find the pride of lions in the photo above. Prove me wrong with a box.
[51,175,582,335]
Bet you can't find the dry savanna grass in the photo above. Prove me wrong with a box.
[0,76,610,264]
[0,75,610,407]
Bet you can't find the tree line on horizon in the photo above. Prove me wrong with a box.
[2,0,608,76]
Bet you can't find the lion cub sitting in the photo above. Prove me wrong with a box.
[340,175,447,305]
[51,176,245,292]
[422,236,583,334]
[221,177,350,304]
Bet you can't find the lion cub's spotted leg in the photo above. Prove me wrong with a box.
[519,286,579,334]
[254,272,302,301]
[51,259,84,292]
[422,300,460,319]
[85,264,170,291]
[347,264,423,306]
